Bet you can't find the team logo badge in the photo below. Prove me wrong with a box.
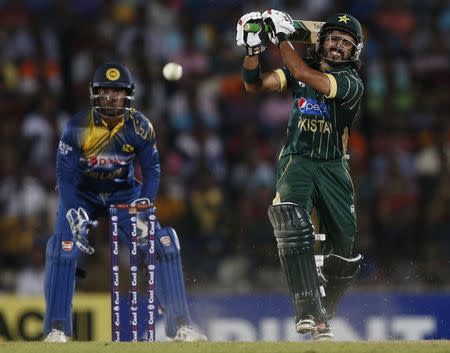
[106,68,120,81]
[160,236,171,247]
[338,14,350,23]
[62,241,73,251]
[122,144,134,153]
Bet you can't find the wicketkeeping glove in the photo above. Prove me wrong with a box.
[131,198,156,247]
[130,198,152,207]
[236,12,267,56]
[66,207,98,255]
[262,9,295,46]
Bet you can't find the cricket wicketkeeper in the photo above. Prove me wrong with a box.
[236,10,365,340]
[43,62,206,342]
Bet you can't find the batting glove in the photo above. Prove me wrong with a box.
[66,207,98,255]
[236,12,267,56]
[262,9,295,46]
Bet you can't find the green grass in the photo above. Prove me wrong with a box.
[0,341,449,353]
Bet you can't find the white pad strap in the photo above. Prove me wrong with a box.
[314,233,326,241]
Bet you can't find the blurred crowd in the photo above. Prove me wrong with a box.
[0,0,449,295]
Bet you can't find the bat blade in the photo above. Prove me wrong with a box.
[290,20,325,43]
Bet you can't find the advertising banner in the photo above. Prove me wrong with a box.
[0,293,448,341]
[188,293,450,341]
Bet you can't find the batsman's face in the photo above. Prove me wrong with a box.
[97,87,127,118]
[323,30,356,62]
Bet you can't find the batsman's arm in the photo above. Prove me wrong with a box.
[242,55,286,93]
[278,41,334,97]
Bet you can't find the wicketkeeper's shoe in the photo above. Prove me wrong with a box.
[312,322,334,341]
[172,325,207,342]
[43,329,68,343]
[296,315,317,334]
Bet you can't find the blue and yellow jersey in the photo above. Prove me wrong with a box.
[56,109,160,209]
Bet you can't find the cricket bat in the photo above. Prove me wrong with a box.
[244,20,324,43]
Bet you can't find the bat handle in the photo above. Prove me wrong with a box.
[243,22,271,33]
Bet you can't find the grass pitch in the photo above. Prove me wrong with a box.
[0,341,449,353]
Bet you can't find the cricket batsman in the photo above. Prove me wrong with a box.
[43,62,207,342]
[236,11,364,339]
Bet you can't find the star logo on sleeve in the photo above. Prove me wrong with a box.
[338,14,350,23]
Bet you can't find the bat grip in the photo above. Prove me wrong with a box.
[243,22,271,33]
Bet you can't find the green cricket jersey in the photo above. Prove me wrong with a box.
[276,65,364,160]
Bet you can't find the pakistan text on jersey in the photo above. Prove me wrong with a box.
[298,118,332,134]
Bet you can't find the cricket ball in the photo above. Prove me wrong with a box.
[162,62,183,81]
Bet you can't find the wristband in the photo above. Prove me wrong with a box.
[277,33,289,45]
[246,45,265,56]
[242,65,262,84]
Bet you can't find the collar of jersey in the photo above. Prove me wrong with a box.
[328,64,352,73]
[92,110,125,137]
[82,111,125,156]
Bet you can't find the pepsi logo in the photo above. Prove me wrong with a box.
[298,97,307,110]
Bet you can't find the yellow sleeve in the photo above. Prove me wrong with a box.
[274,69,287,92]
[325,73,337,99]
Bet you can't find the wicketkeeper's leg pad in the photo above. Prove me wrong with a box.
[43,233,81,336]
[150,226,192,338]
[318,253,362,319]
[268,202,327,323]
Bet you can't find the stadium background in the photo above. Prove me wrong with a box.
[0,0,449,342]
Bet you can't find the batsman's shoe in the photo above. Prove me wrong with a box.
[172,325,207,342]
[312,322,334,341]
[296,315,316,334]
[43,329,68,343]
